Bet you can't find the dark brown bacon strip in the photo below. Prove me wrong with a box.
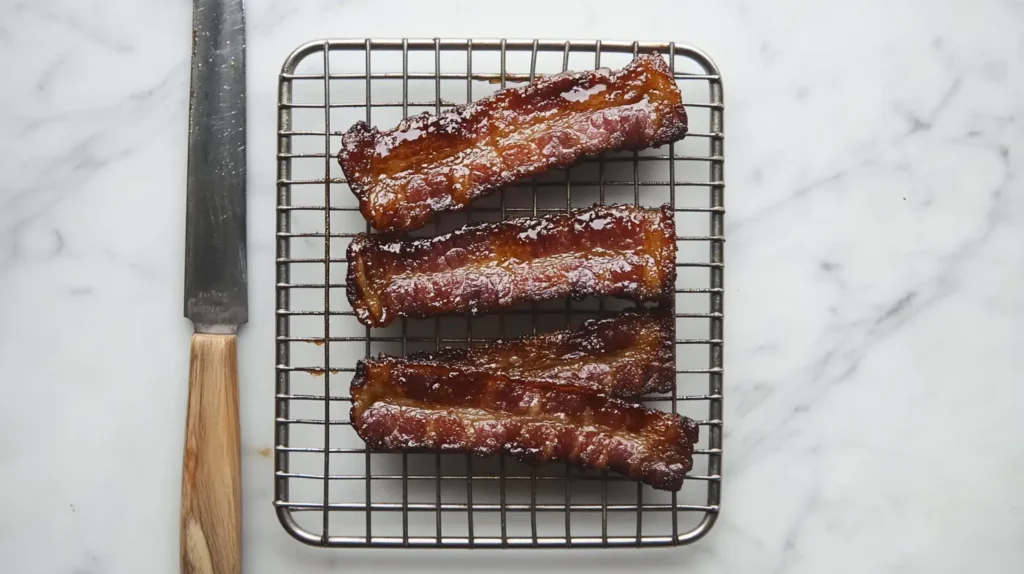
[349,358,699,491]
[338,53,688,232]
[346,203,676,327]
[405,310,675,398]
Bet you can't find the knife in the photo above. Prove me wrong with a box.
[181,0,246,573]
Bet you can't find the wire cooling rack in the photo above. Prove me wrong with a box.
[275,38,724,548]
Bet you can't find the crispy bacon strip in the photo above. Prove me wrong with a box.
[346,203,676,327]
[338,53,688,232]
[349,358,699,491]
[405,310,674,398]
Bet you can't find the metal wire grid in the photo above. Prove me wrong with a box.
[275,38,724,548]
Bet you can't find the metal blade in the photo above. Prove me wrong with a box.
[184,0,247,333]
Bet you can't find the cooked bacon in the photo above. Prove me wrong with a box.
[338,53,688,232]
[345,204,676,327]
[349,357,699,491]
[405,310,674,398]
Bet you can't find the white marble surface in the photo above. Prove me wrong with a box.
[2,0,1022,572]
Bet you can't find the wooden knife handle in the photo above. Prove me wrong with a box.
[181,333,241,574]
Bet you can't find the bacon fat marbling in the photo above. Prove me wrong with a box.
[346,204,676,327]
[338,53,689,232]
[349,357,699,491]
[405,310,674,398]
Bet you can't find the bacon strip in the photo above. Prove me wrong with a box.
[405,310,674,398]
[338,53,688,232]
[349,358,699,491]
[346,203,676,327]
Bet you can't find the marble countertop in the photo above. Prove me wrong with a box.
[2,0,1021,572]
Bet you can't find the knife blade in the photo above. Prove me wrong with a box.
[180,1,246,573]
[184,0,247,333]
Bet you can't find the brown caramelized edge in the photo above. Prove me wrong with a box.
[345,233,387,327]
[654,203,678,299]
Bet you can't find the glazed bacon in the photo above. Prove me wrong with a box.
[349,357,699,491]
[338,53,689,232]
[406,310,675,398]
[346,204,676,327]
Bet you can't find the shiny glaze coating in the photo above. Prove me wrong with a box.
[349,358,699,491]
[406,309,674,397]
[338,53,689,232]
[346,204,676,327]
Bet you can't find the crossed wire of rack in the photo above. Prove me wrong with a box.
[275,38,724,548]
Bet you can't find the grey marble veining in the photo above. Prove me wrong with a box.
[1,0,1021,573]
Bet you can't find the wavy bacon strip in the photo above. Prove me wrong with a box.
[349,357,699,491]
[405,310,674,398]
[338,53,688,232]
[346,203,676,327]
